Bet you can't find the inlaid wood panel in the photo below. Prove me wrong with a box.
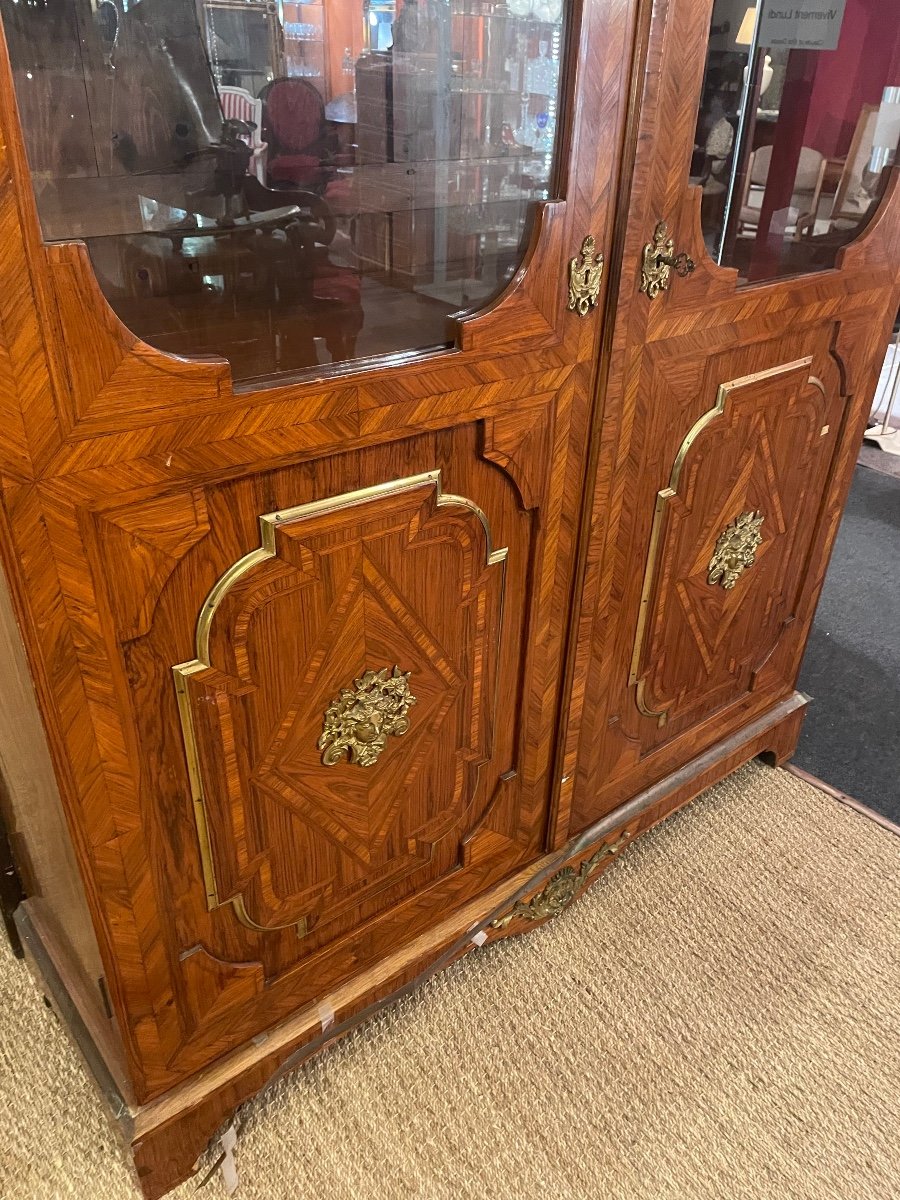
[0,0,642,1115]
[559,0,900,840]
[629,347,838,738]
[172,471,508,937]
[60,420,549,1077]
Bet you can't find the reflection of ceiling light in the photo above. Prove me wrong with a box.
[735,5,756,46]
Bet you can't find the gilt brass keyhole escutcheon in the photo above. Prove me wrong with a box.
[640,221,696,300]
[567,234,604,316]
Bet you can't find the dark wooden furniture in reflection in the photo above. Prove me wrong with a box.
[108,181,362,374]
[0,1,898,1198]
[36,155,363,377]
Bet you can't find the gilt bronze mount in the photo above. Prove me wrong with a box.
[567,234,604,316]
[640,220,695,300]
[707,510,764,590]
[490,834,630,929]
[319,666,416,767]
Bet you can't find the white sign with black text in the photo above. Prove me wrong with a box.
[758,0,847,51]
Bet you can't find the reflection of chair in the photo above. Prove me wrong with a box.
[218,86,268,183]
[245,181,363,363]
[259,78,331,191]
[738,145,826,239]
[691,116,736,241]
[830,104,879,229]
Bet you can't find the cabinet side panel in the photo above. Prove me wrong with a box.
[0,567,105,997]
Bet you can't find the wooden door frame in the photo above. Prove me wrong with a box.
[556,0,900,840]
[0,0,641,1145]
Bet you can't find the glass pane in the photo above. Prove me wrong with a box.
[692,0,900,284]
[2,0,566,384]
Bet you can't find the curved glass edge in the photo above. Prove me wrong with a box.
[2,0,569,385]
[691,0,899,287]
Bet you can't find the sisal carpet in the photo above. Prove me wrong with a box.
[1,763,899,1200]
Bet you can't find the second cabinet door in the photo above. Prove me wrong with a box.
[559,0,900,838]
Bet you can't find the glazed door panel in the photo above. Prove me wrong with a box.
[560,0,900,838]
[0,0,635,1101]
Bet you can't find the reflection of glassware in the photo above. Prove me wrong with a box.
[532,0,561,21]
[506,29,527,92]
[513,94,532,149]
[526,39,557,96]
[341,46,354,74]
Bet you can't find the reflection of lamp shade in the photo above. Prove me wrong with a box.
[736,6,773,97]
[735,6,756,46]
[870,86,900,173]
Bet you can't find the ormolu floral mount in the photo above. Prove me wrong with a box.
[318,666,417,767]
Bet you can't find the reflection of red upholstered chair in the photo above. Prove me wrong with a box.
[259,78,331,191]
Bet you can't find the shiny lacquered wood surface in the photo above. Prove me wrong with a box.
[0,0,637,1108]
[1,0,897,1194]
[558,0,900,839]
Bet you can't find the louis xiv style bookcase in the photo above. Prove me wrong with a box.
[0,0,897,1192]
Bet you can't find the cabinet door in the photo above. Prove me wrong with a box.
[559,0,900,837]
[0,0,631,1100]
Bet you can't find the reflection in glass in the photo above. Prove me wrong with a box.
[692,0,900,285]
[2,0,566,383]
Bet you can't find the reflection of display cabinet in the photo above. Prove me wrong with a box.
[1,0,899,1196]
[354,1,563,307]
[203,0,284,91]
[280,0,326,89]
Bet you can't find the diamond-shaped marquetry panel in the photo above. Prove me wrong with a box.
[173,472,506,935]
[630,358,834,734]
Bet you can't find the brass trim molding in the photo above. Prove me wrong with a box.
[629,358,814,724]
[172,471,508,933]
[490,833,630,928]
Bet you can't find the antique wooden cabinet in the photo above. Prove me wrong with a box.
[0,0,897,1194]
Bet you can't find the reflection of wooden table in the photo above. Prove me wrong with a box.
[144,207,304,303]
[151,206,302,245]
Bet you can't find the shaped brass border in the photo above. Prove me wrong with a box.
[172,471,508,932]
[628,357,815,726]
